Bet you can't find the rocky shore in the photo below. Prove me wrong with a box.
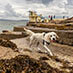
[0,55,72,73]
[0,27,73,73]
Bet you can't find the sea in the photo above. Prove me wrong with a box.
[0,20,28,32]
[0,16,68,32]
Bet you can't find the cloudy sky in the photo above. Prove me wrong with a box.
[0,0,73,20]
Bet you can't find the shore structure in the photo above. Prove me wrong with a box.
[29,11,49,23]
[27,11,73,30]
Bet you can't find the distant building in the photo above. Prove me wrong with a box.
[29,11,49,23]
[29,11,37,23]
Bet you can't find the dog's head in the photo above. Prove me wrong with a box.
[47,32,59,42]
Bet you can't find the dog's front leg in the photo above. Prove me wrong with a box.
[44,45,53,56]
[44,43,53,56]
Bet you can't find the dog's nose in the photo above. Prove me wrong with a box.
[53,38,55,40]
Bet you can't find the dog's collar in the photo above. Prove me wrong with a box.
[43,40,50,45]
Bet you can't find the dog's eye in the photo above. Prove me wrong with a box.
[50,35,52,37]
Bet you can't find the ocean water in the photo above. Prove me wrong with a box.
[0,20,28,32]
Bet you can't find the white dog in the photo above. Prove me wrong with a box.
[23,28,59,56]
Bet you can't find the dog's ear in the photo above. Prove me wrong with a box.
[47,34,51,41]
[56,34,59,39]
[53,32,59,39]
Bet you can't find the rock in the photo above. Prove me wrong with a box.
[0,38,17,51]
[39,56,49,60]
[2,30,10,33]
[0,55,69,73]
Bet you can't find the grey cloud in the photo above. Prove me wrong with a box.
[0,0,73,19]
[4,3,22,17]
[62,12,68,15]
[67,0,73,5]
[41,0,53,5]
[4,4,18,17]
[26,0,53,5]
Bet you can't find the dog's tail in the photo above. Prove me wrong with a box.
[23,28,34,36]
